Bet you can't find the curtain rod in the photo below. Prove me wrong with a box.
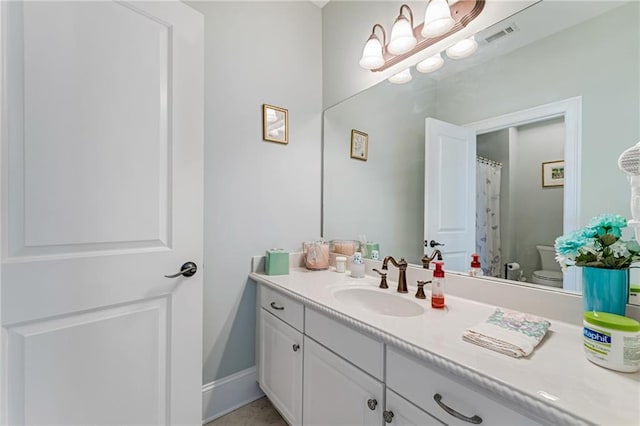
[476,155,502,168]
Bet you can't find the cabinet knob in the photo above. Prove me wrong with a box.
[433,393,483,424]
[383,410,394,423]
[292,344,300,352]
[367,399,378,410]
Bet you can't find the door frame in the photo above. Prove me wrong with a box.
[463,97,582,292]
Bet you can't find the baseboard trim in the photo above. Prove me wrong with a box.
[202,366,264,424]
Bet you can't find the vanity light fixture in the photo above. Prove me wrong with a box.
[445,35,478,59]
[416,52,444,73]
[388,68,412,84]
[359,0,485,72]
[388,4,417,55]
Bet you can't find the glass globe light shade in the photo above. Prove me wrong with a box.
[359,35,384,69]
[422,0,454,38]
[388,68,412,84]
[388,17,417,55]
[416,53,444,73]
[445,36,478,59]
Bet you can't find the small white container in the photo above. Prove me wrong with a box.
[350,262,365,278]
[335,256,347,273]
[583,311,640,373]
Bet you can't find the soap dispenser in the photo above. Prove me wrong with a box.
[431,261,446,309]
[469,253,483,277]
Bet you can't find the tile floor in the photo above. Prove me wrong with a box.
[205,397,287,426]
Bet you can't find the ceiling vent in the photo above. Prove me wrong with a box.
[482,24,519,44]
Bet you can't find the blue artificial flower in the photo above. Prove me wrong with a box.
[554,230,590,257]
[555,214,640,269]
[588,214,627,237]
[580,226,599,238]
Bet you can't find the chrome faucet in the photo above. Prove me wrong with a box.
[422,249,443,269]
[381,256,408,293]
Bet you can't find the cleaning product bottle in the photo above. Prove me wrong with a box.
[469,253,483,277]
[431,261,446,309]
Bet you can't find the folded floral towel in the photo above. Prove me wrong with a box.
[463,308,551,358]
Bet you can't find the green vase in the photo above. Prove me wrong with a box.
[582,267,629,315]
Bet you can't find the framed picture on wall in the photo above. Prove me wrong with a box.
[262,104,288,144]
[350,129,368,161]
[542,160,564,187]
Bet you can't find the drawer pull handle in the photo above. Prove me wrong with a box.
[367,399,378,410]
[383,410,394,423]
[434,393,482,424]
[270,302,285,310]
[292,344,300,352]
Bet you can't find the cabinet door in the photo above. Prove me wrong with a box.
[303,337,383,426]
[259,309,303,425]
[384,389,444,426]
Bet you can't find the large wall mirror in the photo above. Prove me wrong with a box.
[323,0,640,294]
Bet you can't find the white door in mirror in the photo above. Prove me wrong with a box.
[424,118,477,272]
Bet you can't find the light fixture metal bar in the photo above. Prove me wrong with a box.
[372,0,485,72]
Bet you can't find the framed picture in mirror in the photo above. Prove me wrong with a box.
[542,160,565,187]
[350,129,368,161]
[262,104,288,144]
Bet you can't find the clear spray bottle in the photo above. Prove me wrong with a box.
[431,261,446,309]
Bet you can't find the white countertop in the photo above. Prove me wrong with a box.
[250,268,640,426]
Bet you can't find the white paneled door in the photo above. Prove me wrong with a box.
[1,1,204,424]
[424,118,476,273]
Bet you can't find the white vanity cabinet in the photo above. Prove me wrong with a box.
[256,282,546,426]
[258,286,304,425]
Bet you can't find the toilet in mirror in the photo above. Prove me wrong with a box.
[532,246,563,288]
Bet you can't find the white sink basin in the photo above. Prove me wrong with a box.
[331,287,425,317]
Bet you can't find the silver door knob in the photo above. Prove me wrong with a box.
[383,410,394,423]
[164,262,197,278]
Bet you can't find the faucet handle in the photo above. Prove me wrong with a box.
[373,268,389,289]
[415,280,432,299]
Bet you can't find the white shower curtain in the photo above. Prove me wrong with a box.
[476,159,502,277]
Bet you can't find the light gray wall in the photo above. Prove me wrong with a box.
[435,2,640,224]
[186,1,322,384]
[324,78,438,264]
[512,118,565,280]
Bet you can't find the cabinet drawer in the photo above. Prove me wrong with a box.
[305,308,383,380]
[387,347,543,426]
[260,285,304,332]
